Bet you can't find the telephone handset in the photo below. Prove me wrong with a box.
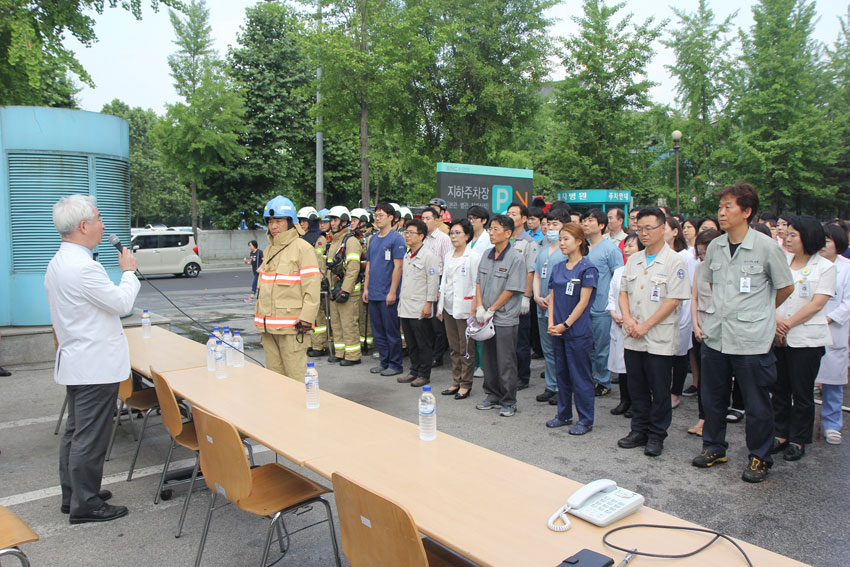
[548,479,644,532]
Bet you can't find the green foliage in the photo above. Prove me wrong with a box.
[546,0,666,193]
[822,7,850,217]
[735,0,836,214]
[167,0,213,99]
[0,0,182,106]
[100,98,188,227]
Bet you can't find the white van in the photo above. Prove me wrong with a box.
[130,230,202,277]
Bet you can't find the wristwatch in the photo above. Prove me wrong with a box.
[562,320,571,330]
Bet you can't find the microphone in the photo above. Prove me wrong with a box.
[108,234,124,253]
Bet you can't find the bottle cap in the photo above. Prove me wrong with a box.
[143,309,148,313]
[422,385,431,392]
[209,334,215,338]
[216,339,222,344]
[307,361,315,367]
[213,326,220,331]
[234,330,240,335]
[224,326,230,331]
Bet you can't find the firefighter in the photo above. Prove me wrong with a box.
[351,207,374,353]
[429,198,451,234]
[255,196,321,379]
[297,206,320,245]
[308,208,332,357]
[326,205,363,366]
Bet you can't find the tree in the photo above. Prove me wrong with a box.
[823,7,850,217]
[663,0,738,211]
[735,0,835,214]
[0,0,181,106]
[226,2,359,214]
[153,0,246,237]
[546,0,664,201]
[100,99,188,227]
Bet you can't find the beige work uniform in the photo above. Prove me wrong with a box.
[312,233,331,351]
[255,228,321,379]
[327,227,363,361]
[357,228,374,351]
[621,244,691,356]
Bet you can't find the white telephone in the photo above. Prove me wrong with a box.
[547,479,644,532]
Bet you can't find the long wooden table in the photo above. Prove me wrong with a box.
[127,328,807,567]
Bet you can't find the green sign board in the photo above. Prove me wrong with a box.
[556,189,632,204]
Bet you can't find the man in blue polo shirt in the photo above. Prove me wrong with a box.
[363,202,408,376]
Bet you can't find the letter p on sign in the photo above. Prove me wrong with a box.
[492,185,513,214]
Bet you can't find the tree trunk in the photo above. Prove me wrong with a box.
[191,181,199,244]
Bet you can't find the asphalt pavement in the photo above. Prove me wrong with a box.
[1,265,848,566]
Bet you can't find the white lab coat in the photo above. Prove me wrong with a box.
[676,248,698,356]
[606,265,626,374]
[44,242,140,385]
[438,247,481,319]
[816,258,850,385]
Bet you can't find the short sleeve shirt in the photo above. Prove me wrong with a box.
[621,244,691,355]
[365,230,407,301]
[476,243,527,326]
[532,244,566,318]
[587,239,624,315]
[398,247,440,319]
[699,229,794,354]
[776,253,835,348]
[549,258,598,339]
[512,231,540,274]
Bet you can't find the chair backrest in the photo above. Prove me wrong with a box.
[192,406,252,503]
[0,505,39,549]
[118,376,133,402]
[150,367,184,439]
[331,472,429,567]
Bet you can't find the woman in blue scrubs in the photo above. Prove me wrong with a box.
[546,223,599,435]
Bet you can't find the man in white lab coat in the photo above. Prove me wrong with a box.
[44,195,140,524]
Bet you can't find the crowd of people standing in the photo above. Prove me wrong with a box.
[252,183,849,484]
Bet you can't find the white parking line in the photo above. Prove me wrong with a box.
[0,415,58,430]
[0,445,271,508]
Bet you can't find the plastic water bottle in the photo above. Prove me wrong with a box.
[232,331,244,367]
[223,326,234,366]
[141,309,152,338]
[213,326,222,339]
[214,340,227,379]
[305,362,320,409]
[419,385,436,441]
[206,334,217,371]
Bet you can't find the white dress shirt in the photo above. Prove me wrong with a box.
[422,228,452,275]
[45,242,141,385]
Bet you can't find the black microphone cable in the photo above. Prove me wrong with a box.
[109,234,267,368]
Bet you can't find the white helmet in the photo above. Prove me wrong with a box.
[328,205,351,222]
[350,207,370,223]
[399,206,413,221]
[297,206,318,220]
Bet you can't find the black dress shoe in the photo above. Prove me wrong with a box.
[549,396,558,405]
[339,359,361,367]
[617,431,648,449]
[307,348,327,357]
[644,438,664,457]
[454,390,472,400]
[610,401,631,415]
[784,443,805,461]
[517,381,529,391]
[61,490,113,514]
[623,410,632,418]
[0,366,11,377]
[69,502,128,524]
[441,388,460,396]
[770,438,790,454]
[327,355,340,363]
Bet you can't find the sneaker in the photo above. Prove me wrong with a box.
[476,399,500,410]
[742,455,770,483]
[536,389,557,402]
[569,423,592,435]
[594,384,611,397]
[725,408,745,423]
[692,449,728,468]
[783,443,805,461]
[546,417,572,428]
[380,367,403,377]
[682,385,698,397]
[473,367,484,378]
[499,405,516,417]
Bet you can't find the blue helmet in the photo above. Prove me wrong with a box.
[263,196,297,226]
[317,208,330,221]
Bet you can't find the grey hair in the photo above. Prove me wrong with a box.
[53,194,96,237]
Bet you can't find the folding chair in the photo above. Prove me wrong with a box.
[0,506,39,566]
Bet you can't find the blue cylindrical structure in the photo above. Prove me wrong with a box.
[0,106,130,326]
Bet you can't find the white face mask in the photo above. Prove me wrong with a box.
[546,230,559,242]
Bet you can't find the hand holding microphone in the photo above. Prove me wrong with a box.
[109,234,138,273]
